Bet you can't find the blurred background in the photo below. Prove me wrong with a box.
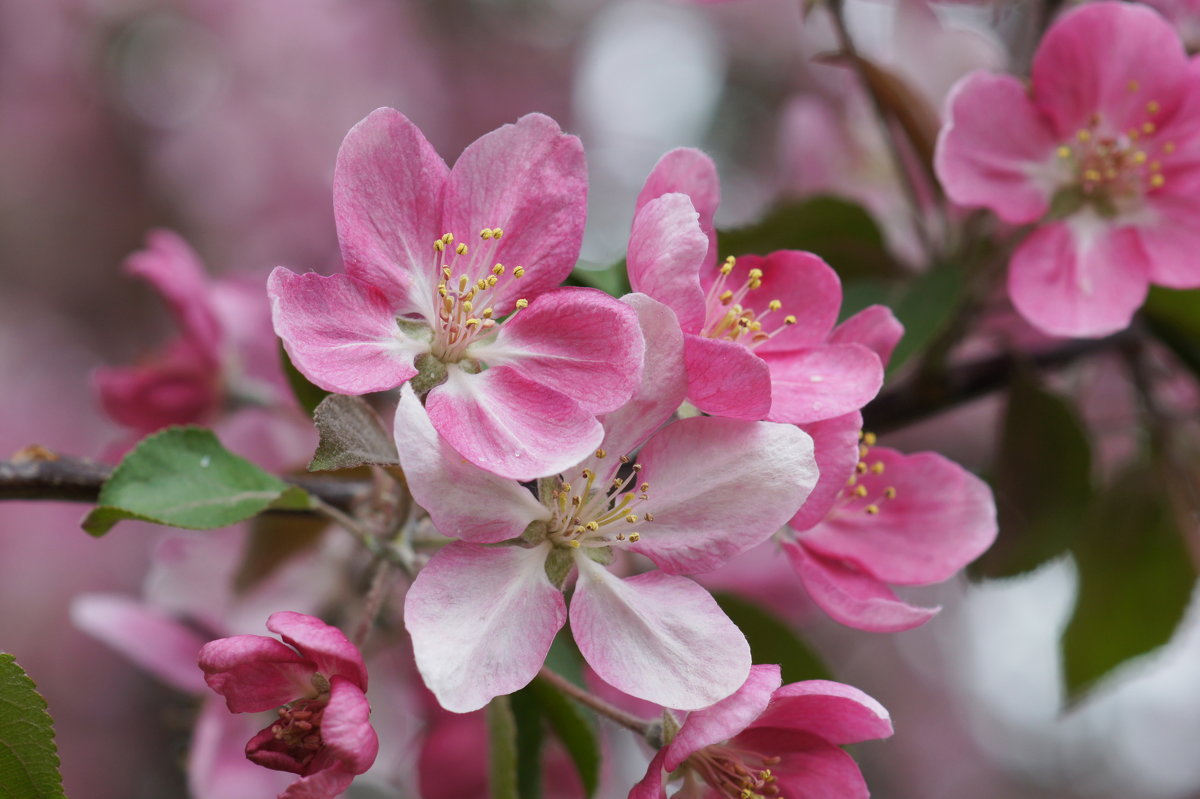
[3,0,1200,797]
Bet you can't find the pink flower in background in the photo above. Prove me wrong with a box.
[630,148,884,423]
[398,294,819,713]
[936,1,1200,337]
[631,664,893,799]
[270,108,644,480]
[784,439,997,632]
[199,612,378,799]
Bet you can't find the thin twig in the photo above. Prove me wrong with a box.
[537,667,652,737]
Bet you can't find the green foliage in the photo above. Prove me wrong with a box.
[973,374,1093,578]
[0,654,65,799]
[280,342,330,417]
[714,593,830,682]
[487,696,519,799]
[82,427,311,536]
[569,261,631,299]
[1144,287,1200,378]
[884,264,965,375]
[308,394,399,472]
[1062,468,1195,703]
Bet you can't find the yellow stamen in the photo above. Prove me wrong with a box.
[513,266,525,278]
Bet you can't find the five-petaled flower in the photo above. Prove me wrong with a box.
[937,1,1200,337]
[630,664,893,799]
[269,108,644,480]
[198,612,378,799]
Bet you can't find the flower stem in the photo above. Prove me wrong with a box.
[537,667,653,737]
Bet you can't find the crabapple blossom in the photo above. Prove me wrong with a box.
[629,148,884,423]
[937,1,1200,336]
[398,294,819,713]
[270,108,644,479]
[198,612,378,799]
[631,664,893,799]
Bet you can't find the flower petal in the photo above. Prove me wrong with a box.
[747,679,893,744]
[722,252,842,354]
[664,664,782,771]
[783,543,939,633]
[268,268,425,394]
[730,730,872,799]
[626,193,709,332]
[333,107,448,314]
[440,113,587,311]
[630,417,818,574]
[189,699,294,799]
[1008,218,1149,337]
[279,766,356,799]
[830,305,904,368]
[71,594,208,694]
[1139,181,1200,288]
[404,541,566,713]
[800,448,997,584]
[320,676,379,775]
[570,556,750,710]
[635,147,720,270]
[629,748,670,799]
[267,612,368,690]
[762,344,883,424]
[394,384,550,543]
[790,412,863,532]
[935,71,1058,224]
[425,366,604,480]
[125,229,222,358]
[197,634,314,713]
[478,287,644,414]
[683,334,771,420]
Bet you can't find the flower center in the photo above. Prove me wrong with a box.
[542,449,654,549]
[700,256,796,348]
[832,432,897,518]
[687,743,782,798]
[428,227,529,363]
[269,698,327,757]
[1054,88,1175,215]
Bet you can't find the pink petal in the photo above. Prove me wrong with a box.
[683,334,771,420]
[267,612,368,690]
[478,287,644,414]
[730,731,872,799]
[125,229,222,360]
[626,193,709,332]
[570,556,750,710]
[189,699,294,799]
[279,767,356,799]
[722,252,842,354]
[1139,182,1200,288]
[198,634,315,713]
[629,417,818,575]
[333,107,448,314]
[394,385,550,543]
[403,541,566,713]
[935,71,1059,224]
[1032,2,1189,136]
[762,344,883,424]
[748,680,893,744]
[94,341,220,433]
[789,412,864,531]
[425,366,604,481]
[664,664,782,771]
[440,113,587,310]
[800,448,997,584]
[635,147,720,271]
[71,594,208,694]
[830,305,905,368]
[268,268,425,394]
[1008,219,1150,337]
[783,543,940,633]
[628,749,670,799]
[320,676,379,775]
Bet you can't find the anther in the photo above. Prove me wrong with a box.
[884,486,897,499]
[434,239,445,252]
[768,299,782,311]
[628,532,641,543]
[863,432,877,446]
[1077,129,1092,142]
[1057,146,1072,159]
[515,298,529,309]
[456,243,468,255]
[625,514,638,523]
[619,455,630,464]
[480,228,493,239]
[492,263,505,275]
[644,512,655,521]
[854,485,868,498]
[570,540,581,548]
[719,290,734,304]
[865,505,880,515]
[1143,122,1156,134]
[1151,173,1166,188]
[783,315,797,325]
[586,521,599,532]
[856,461,868,474]
[595,449,607,459]
[1148,100,1161,114]
[639,482,649,492]
[1128,80,1140,92]
[513,266,525,278]
[871,461,885,474]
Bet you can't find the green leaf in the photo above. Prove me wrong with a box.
[713,593,830,682]
[528,677,601,797]
[1062,468,1195,703]
[308,395,399,472]
[1143,287,1200,378]
[82,427,312,536]
[0,654,65,799]
[717,196,903,281]
[280,342,330,417]
[508,688,546,799]
[885,264,965,375]
[487,696,519,799]
[569,260,631,298]
[972,374,1093,579]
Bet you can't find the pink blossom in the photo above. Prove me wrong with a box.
[198,612,378,799]
[936,1,1200,337]
[269,108,644,479]
[398,294,819,713]
[631,664,893,799]
[629,148,884,423]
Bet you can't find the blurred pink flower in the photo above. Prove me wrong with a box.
[199,611,378,799]
[398,294,818,713]
[937,1,1200,336]
[631,664,893,799]
[270,107,643,479]
[630,148,884,423]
